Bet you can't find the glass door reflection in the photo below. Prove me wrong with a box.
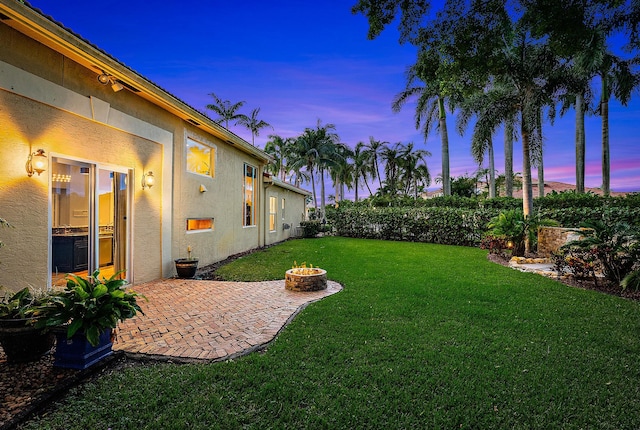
[51,160,129,286]
[51,159,90,287]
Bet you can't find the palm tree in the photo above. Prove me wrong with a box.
[362,136,387,191]
[392,50,454,196]
[237,108,272,146]
[351,142,370,201]
[457,30,564,230]
[288,120,339,216]
[205,92,248,129]
[264,135,294,181]
[523,1,638,197]
[397,142,431,198]
[329,143,354,203]
[457,84,498,199]
[596,50,637,196]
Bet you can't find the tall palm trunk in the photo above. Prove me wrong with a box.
[575,93,586,193]
[363,177,373,197]
[438,97,451,196]
[536,111,545,198]
[504,120,514,197]
[320,167,326,220]
[309,167,318,212]
[520,112,534,241]
[537,161,544,197]
[354,175,359,202]
[601,74,610,196]
[488,140,496,198]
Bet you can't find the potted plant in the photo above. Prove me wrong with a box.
[175,245,198,279]
[0,287,55,362]
[36,270,145,369]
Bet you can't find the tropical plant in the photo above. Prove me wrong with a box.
[486,210,559,257]
[561,220,640,287]
[205,92,249,129]
[397,142,431,198]
[36,270,145,346]
[236,107,272,146]
[0,287,49,320]
[621,270,640,291]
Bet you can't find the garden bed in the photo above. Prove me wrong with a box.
[487,253,640,301]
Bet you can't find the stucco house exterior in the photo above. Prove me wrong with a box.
[0,0,310,291]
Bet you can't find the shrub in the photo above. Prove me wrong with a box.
[561,220,640,288]
[621,270,640,291]
[486,210,558,257]
[479,235,510,256]
[327,198,639,249]
[551,248,600,283]
[299,221,322,238]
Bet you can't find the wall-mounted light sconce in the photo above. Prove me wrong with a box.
[97,72,124,92]
[141,171,154,189]
[26,149,47,177]
[199,184,208,193]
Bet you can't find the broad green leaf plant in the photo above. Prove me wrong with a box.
[37,270,145,346]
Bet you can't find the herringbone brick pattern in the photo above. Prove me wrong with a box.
[112,279,342,362]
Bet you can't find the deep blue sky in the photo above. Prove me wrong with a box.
[27,1,640,193]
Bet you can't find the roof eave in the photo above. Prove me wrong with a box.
[0,0,270,163]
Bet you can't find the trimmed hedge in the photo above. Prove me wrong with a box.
[329,205,640,247]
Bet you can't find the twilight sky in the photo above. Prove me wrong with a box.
[27,0,640,193]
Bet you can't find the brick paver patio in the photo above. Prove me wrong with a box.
[112,279,342,362]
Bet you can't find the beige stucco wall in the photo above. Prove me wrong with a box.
[0,21,168,290]
[170,128,268,271]
[0,88,164,290]
[264,184,309,246]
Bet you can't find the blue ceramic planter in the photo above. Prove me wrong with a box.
[53,328,113,369]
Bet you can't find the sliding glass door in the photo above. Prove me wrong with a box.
[51,158,130,286]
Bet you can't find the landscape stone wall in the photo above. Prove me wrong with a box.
[537,227,591,257]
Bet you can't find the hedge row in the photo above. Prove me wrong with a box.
[344,192,640,210]
[329,206,640,247]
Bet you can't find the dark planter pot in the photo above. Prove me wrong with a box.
[53,328,113,369]
[0,318,55,363]
[175,258,199,279]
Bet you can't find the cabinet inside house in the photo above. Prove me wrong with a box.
[51,160,127,286]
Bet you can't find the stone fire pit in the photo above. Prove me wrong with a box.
[285,268,327,292]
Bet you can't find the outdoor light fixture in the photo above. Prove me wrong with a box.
[26,149,47,177]
[97,73,110,84]
[97,72,124,92]
[142,171,154,189]
[111,81,124,92]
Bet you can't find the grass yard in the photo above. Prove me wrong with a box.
[21,237,640,429]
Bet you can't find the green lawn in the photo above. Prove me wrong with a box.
[21,237,640,429]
